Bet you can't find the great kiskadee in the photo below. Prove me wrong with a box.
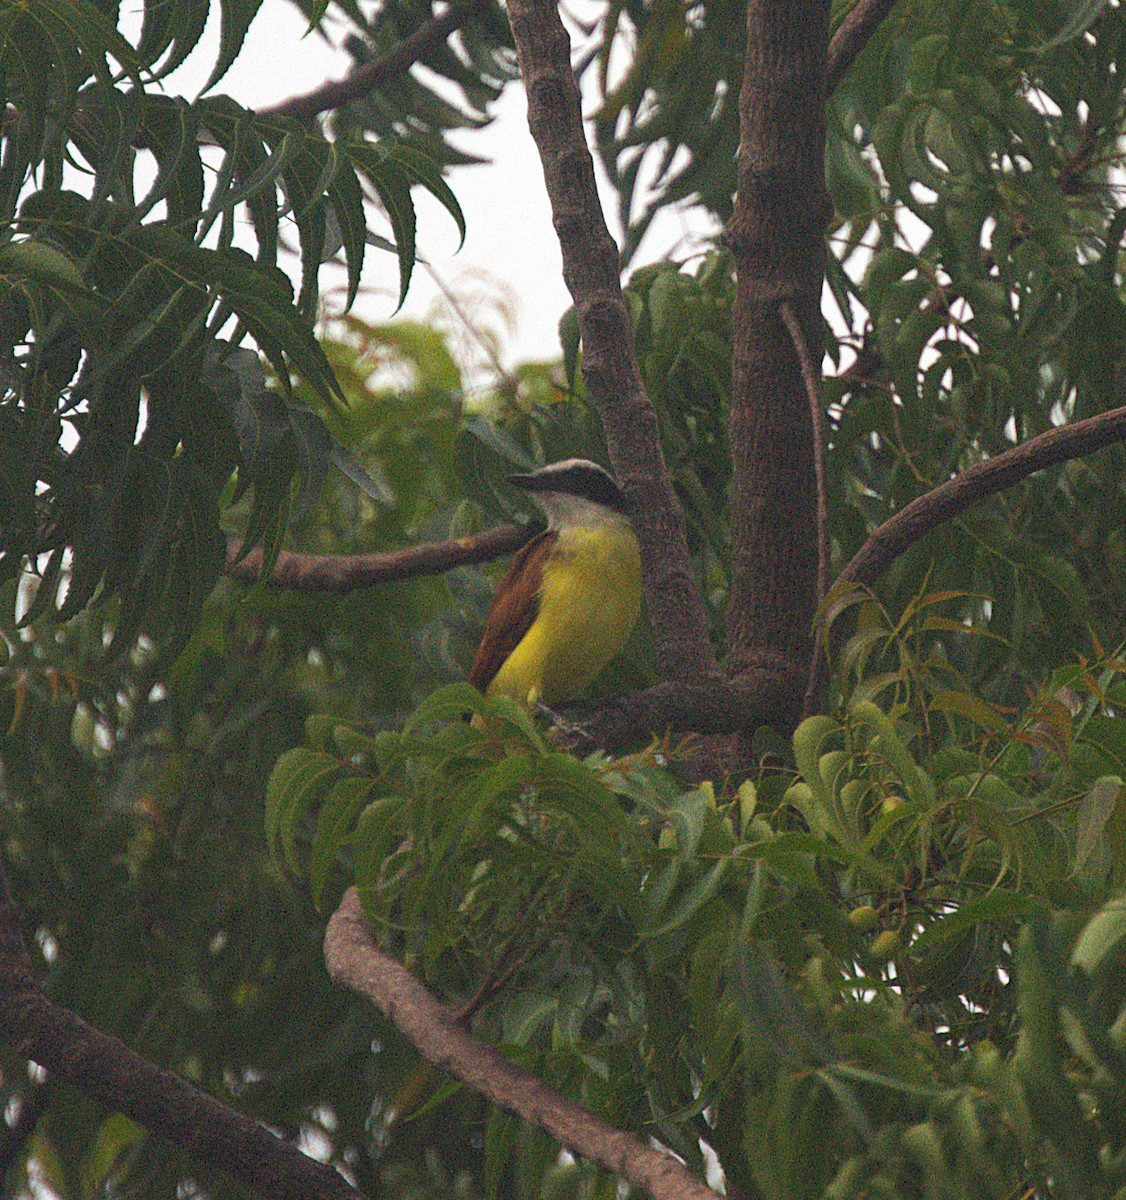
[469,459,642,707]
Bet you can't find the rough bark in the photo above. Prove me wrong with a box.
[726,0,830,678]
[555,670,803,753]
[505,0,717,682]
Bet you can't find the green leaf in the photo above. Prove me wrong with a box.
[1072,776,1123,877]
[910,890,1040,955]
[264,747,342,872]
[309,776,376,908]
[1072,895,1126,975]
[642,858,727,940]
[203,0,266,94]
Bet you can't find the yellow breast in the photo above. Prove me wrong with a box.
[486,523,642,707]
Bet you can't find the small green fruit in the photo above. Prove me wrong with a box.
[869,929,902,959]
[847,905,878,932]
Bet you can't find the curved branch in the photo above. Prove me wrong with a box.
[504,0,716,683]
[324,889,721,1200]
[266,0,490,121]
[225,524,529,592]
[0,883,359,1200]
[826,0,901,92]
[840,406,1126,589]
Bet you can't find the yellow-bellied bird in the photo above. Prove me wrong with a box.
[469,459,642,707]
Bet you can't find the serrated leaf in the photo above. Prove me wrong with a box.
[202,0,266,94]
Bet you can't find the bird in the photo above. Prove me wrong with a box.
[469,458,642,708]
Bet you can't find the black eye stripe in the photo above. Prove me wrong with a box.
[509,463,630,514]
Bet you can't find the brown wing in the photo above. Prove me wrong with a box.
[468,529,556,693]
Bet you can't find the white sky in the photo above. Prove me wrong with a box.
[162,0,719,367]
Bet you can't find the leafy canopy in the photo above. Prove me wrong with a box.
[0,0,467,649]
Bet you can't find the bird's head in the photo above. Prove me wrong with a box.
[507,459,631,530]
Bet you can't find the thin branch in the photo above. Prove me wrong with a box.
[826,0,900,92]
[779,301,830,603]
[324,888,722,1200]
[840,405,1126,589]
[505,0,717,682]
[779,300,832,718]
[0,872,360,1200]
[265,0,489,122]
[225,524,529,592]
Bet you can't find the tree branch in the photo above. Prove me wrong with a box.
[265,0,489,121]
[555,670,804,753]
[839,406,1126,589]
[826,0,901,92]
[504,0,717,682]
[0,875,360,1200]
[779,300,830,603]
[324,888,722,1200]
[225,524,529,592]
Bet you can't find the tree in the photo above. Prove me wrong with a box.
[3,0,1126,1197]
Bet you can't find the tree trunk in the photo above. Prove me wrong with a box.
[726,0,830,681]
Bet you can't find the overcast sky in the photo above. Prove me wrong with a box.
[161,0,718,367]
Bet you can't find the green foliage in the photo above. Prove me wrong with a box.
[585,0,1126,686]
[585,241,1126,689]
[271,609,1126,1198]
[6,0,1126,1198]
[325,0,518,169]
[0,314,536,1199]
[0,0,463,648]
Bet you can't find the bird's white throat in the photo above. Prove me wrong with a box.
[533,492,633,531]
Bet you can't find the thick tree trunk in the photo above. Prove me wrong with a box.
[726,0,830,680]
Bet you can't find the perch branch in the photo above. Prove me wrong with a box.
[324,888,722,1200]
[266,0,489,121]
[226,524,529,591]
[826,0,901,92]
[840,405,1126,589]
[505,0,717,682]
[0,872,360,1200]
[779,300,830,604]
[556,670,804,753]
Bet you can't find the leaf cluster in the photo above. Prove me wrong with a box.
[0,0,462,649]
[269,598,1126,1198]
